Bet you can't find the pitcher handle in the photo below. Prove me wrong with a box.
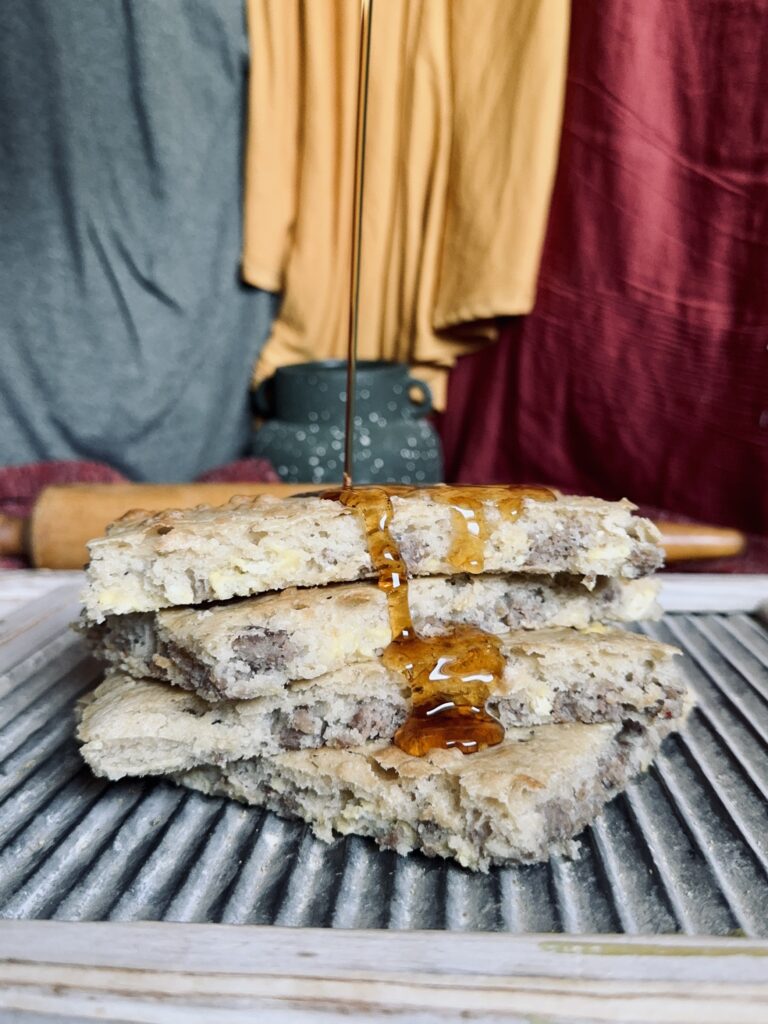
[408,378,433,418]
[251,377,273,418]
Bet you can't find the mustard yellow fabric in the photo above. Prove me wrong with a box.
[244,0,570,408]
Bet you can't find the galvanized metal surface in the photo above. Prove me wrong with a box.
[1,581,768,934]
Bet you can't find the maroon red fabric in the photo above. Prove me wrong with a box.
[195,459,279,485]
[441,0,768,535]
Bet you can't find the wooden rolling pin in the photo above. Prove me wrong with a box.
[0,482,747,570]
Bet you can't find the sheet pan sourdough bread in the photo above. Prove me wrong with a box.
[82,492,663,620]
[175,718,683,871]
[76,626,686,776]
[85,575,661,700]
[77,485,688,870]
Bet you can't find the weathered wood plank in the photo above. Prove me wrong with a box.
[1,923,768,1022]
[2,921,768,980]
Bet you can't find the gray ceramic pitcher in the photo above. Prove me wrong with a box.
[250,360,444,484]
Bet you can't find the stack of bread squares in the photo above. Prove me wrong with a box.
[78,486,690,871]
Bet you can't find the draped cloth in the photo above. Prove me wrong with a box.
[243,0,569,407]
[0,0,275,481]
[441,0,768,532]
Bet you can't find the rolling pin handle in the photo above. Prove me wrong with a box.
[656,521,746,562]
[0,514,27,558]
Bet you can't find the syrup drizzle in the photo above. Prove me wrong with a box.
[422,485,555,574]
[332,0,557,757]
[322,484,555,756]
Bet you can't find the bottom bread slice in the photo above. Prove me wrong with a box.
[176,718,681,872]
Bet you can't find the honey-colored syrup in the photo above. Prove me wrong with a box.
[322,485,412,641]
[422,484,555,573]
[322,484,553,756]
[384,626,505,755]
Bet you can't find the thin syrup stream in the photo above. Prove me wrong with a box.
[343,0,374,488]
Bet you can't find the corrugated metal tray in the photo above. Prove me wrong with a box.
[1,576,767,935]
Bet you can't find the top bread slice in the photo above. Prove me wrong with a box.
[83,491,662,620]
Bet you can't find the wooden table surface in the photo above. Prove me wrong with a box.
[1,569,768,1023]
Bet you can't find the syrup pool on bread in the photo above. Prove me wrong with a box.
[321,485,555,756]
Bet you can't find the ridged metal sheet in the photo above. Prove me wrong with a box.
[1,582,768,934]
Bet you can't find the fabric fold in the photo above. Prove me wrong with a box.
[243,0,570,408]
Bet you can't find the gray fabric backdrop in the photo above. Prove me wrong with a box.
[0,0,277,481]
